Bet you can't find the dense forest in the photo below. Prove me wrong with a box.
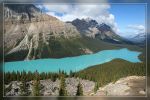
[4,70,68,84]
[75,59,145,87]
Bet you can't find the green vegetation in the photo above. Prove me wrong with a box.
[44,37,144,58]
[32,71,41,96]
[76,82,83,96]
[94,82,99,93]
[20,79,28,96]
[59,75,67,96]
[4,70,67,84]
[75,59,146,87]
[40,36,145,62]
[32,80,40,96]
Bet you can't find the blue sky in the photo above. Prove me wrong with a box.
[109,4,146,37]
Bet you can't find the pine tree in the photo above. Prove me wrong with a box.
[76,82,83,96]
[20,80,28,96]
[32,71,40,96]
[32,80,40,96]
[59,75,67,96]
[17,71,20,81]
[69,70,75,77]
[94,82,99,93]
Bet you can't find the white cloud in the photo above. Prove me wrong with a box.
[119,24,145,38]
[37,4,120,33]
[127,24,145,34]
[127,24,145,32]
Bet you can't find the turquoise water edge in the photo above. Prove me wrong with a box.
[4,48,141,73]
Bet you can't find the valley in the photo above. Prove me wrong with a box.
[3,4,146,96]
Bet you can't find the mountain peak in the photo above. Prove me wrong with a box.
[128,33,146,44]
[71,18,98,33]
[97,23,111,32]
[71,18,122,43]
[4,4,41,20]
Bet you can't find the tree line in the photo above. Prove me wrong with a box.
[4,69,71,84]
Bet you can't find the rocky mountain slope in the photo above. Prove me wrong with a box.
[4,4,81,61]
[69,18,123,43]
[3,4,137,61]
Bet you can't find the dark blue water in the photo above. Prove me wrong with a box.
[4,48,141,73]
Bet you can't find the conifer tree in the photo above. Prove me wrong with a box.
[59,75,67,96]
[76,82,83,96]
[32,70,40,96]
[94,82,99,93]
[20,79,28,96]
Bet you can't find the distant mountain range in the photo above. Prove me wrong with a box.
[3,4,144,61]
[129,33,146,43]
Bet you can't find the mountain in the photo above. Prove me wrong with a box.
[69,18,123,43]
[4,4,81,61]
[3,4,140,62]
[124,33,146,47]
[130,33,146,43]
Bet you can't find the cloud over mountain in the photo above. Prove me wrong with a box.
[36,4,119,33]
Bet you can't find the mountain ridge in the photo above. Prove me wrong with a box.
[69,18,128,44]
[3,4,141,61]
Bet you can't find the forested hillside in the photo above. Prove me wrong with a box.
[75,59,146,87]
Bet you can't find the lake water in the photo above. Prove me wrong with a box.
[4,48,141,73]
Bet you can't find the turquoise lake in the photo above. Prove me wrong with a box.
[4,48,141,73]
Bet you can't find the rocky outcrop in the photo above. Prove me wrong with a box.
[94,76,146,96]
[5,78,95,96]
[4,76,146,96]
[5,81,22,96]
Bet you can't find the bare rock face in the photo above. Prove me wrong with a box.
[5,81,22,96]
[70,18,122,42]
[40,79,60,96]
[40,78,95,96]
[94,76,146,96]
[4,4,80,61]
[65,78,95,96]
